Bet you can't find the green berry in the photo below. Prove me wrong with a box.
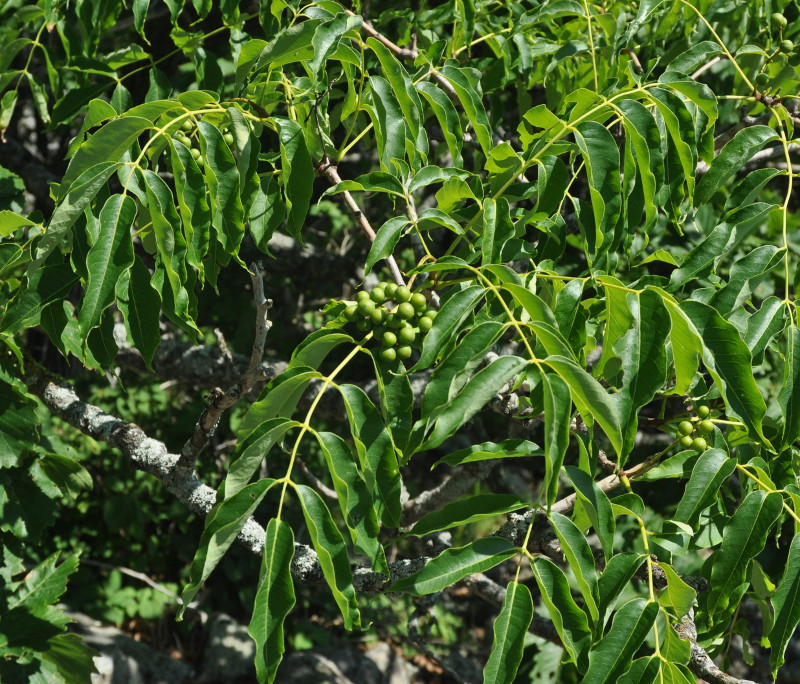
[387,313,403,329]
[382,331,397,347]
[697,420,714,434]
[418,316,433,332]
[772,13,788,30]
[379,347,397,362]
[377,281,389,290]
[780,39,794,54]
[181,119,193,132]
[370,288,386,304]
[384,283,398,298]
[395,286,412,302]
[397,345,412,360]
[356,318,370,331]
[357,290,371,301]
[697,405,710,418]
[691,437,707,452]
[344,304,359,321]
[190,147,201,159]
[790,52,800,66]
[223,132,235,145]
[410,293,427,311]
[679,435,694,449]
[425,309,438,320]
[678,421,694,436]
[398,327,416,344]
[370,308,386,325]
[357,299,376,316]
[195,155,204,166]
[397,302,415,320]
[755,72,770,87]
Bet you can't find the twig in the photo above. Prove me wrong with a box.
[296,456,339,501]
[82,559,182,603]
[177,263,273,468]
[315,159,406,287]
[624,48,643,73]
[691,55,723,79]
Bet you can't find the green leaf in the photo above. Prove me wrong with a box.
[180,478,276,612]
[432,439,541,468]
[658,563,696,616]
[481,198,515,265]
[745,296,786,365]
[531,556,591,668]
[316,432,388,575]
[8,552,79,611]
[550,512,600,622]
[542,372,571,506]
[115,256,161,371]
[483,581,534,684]
[648,87,697,199]
[339,384,401,528]
[310,15,362,81]
[440,62,493,155]
[36,454,92,499]
[78,194,136,337]
[274,118,313,241]
[421,355,528,450]
[694,126,778,206]
[769,533,800,676]
[564,466,616,561]
[583,598,659,683]
[668,41,724,74]
[296,484,361,629]
[248,519,295,684]
[681,300,770,446]
[238,368,321,439]
[416,81,463,167]
[409,494,527,537]
[545,356,623,457]
[0,262,79,334]
[707,245,782,317]
[389,537,517,595]
[598,553,647,625]
[368,75,407,173]
[674,448,736,528]
[364,217,408,275]
[618,657,661,684]
[707,490,783,616]
[40,632,99,684]
[778,326,800,450]
[0,377,38,468]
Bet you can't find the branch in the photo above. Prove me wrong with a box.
[177,263,273,468]
[315,160,406,287]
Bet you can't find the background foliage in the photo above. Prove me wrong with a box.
[2,0,800,682]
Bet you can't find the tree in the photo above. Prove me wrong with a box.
[1,0,799,682]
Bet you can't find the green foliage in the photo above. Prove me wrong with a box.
[3,0,800,682]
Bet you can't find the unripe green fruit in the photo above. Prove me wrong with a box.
[344,304,358,321]
[697,420,714,434]
[425,309,438,320]
[691,437,707,452]
[382,331,397,347]
[387,313,403,329]
[418,316,433,332]
[181,119,193,132]
[356,318,370,331]
[410,293,427,311]
[697,405,710,418]
[384,283,398,298]
[370,308,386,325]
[358,299,376,316]
[377,282,389,290]
[780,39,794,54]
[190,147,202,159]
[370,288,386,304]
[397,345,412,360]
[223,132,234,145]
[195,155,204,166]
[679,435,694,448]
[678,421,694,436]
[357,290,371,302]
[397,302,415,320]
[395,286,412,302]
[755,72,770,86]
[772,13,788,30]
[398,327,416,344]
[790,52,800,67]
[379,347,396,362]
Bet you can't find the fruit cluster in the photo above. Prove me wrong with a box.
[343,282,437,363]
[172,118,235,167]
[676,405,713,452]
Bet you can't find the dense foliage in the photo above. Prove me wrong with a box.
[2,0,800,682]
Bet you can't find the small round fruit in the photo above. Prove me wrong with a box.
[344,304,359,321]
[356,290,371,301]
[370,288,386,304]
[181,119,193,131]
[379,347,397,362]
[382,331,397,347]
[384,283,398,298]
[691,437,707,452]
[395,285,412,302]
[397,345,413,360]
[356,318,371,331]
[772,12,788,30]
[377,281,389,290]
[410,293,427,311]
[190,147,202,159]
[679,435,694,448]
[387,313,403,329]
[370,308,386,325]
[418,316,433,332]
[398,327,416,344]
[425,309,438,320]
[697,420,714,434]
[697,405,710,418]
[755,72,770,87]
[780,39,794,54]
[357,299,376,316]
[678,421,694,436]
[790,52,800,66]
[397,302,415,320]
[223,132,234,145]
[195,155,204,166]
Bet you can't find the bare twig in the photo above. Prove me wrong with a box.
[691,55,723,79]
[82,559,182,602]
[624,48,643,73]
[296,456,339,501]
[177,263,273,468]
[315,160,406,286]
